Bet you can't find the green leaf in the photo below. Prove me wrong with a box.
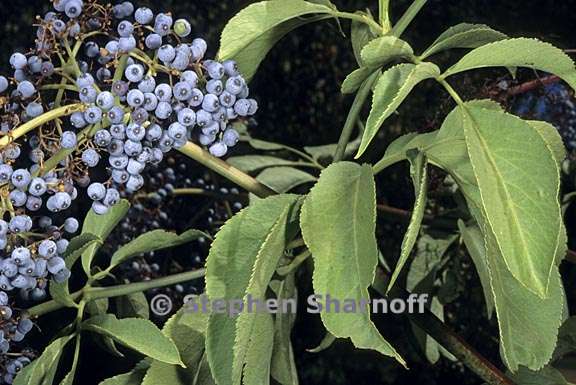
[81,200,130,275]
[341,67,378,95]
[142,307,210,385]
[300,162,405,365]
[218,0,334,80]
[387,150,428,292]
[351,14,377,66]
[473,202,565,372]
[109,229,206,270]
[50,236,101,308]
[206,194,300,385]
[528,120,566,166]
[360,36,414,68]
[247,138,285,151]
[443,38,576,91]
[460,104,562,297]
[99,360,150,385]
[406,234,457,291]
[509,365,570,385]
[242,314,275,385]
[458,221,495,318]
[554,317,576,360]
[13,334,74,385]
[270,275,299,385]
[233,203,296,384]
[86,298,109,315]
[304,133,362,161]
[227,155,314,173]
[307,332,336,353]
[116,292,150,319]
[358,62,440,157]
[252,167,317,199]
[420,23,507,59]
[82,314,182,365]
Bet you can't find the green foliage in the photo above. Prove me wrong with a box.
[13,335,74,385]
[205,194,301,385]
[109,229,207,270]
[358,62,440,157]
[218,0,335,80]
[82,314,183,365]
[420,23,507,59]
[442,38,576,90]
[21,2,576,384]
[81,199,130,275]
[141,306,213,385]
[387,150,428,292]
[301,162,405,365]
[361,36,414,68]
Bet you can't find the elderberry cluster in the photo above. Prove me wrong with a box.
[0,0,259,381]
[513,82,576,151]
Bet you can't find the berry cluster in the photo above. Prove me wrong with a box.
[512,82,576,150]
[0,0,258,381]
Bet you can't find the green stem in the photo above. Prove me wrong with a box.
[372,152,405,174]
[437,78,465,105]
[0,104,85,149]
[170,187,243,201]
[333,71,379,162]
[391,0,428,37]
[84,269,206,301]
[334,11,384,35]
[27,269,206,318]
[40,84,78,92]
[177,142,276,198]
[379,0,392,31]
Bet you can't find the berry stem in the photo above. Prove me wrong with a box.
[177,141,277,198]
[0,103,85,150]
[333,71,379,162]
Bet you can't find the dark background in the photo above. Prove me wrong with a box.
[2,1,576,384]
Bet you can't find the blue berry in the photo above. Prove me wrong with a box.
[0,76,8,93]
[9,53,27,70]
[127,89,144,107]
[65,0,83,18]
[223,128,240,147]
[17,81,36,99]
[87,183,106,200]
[84,106,103,124]
[81,148,100,167]
[64,217,79,233]
[209,141,228,157]
[145,34,162,50]
[96,91,115,110]
[11,169,31,189]
[125,64,144,82]
[94,129,112,146]
[135,7,154,24]
[60,131,77,149]
[47,192,72,212]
